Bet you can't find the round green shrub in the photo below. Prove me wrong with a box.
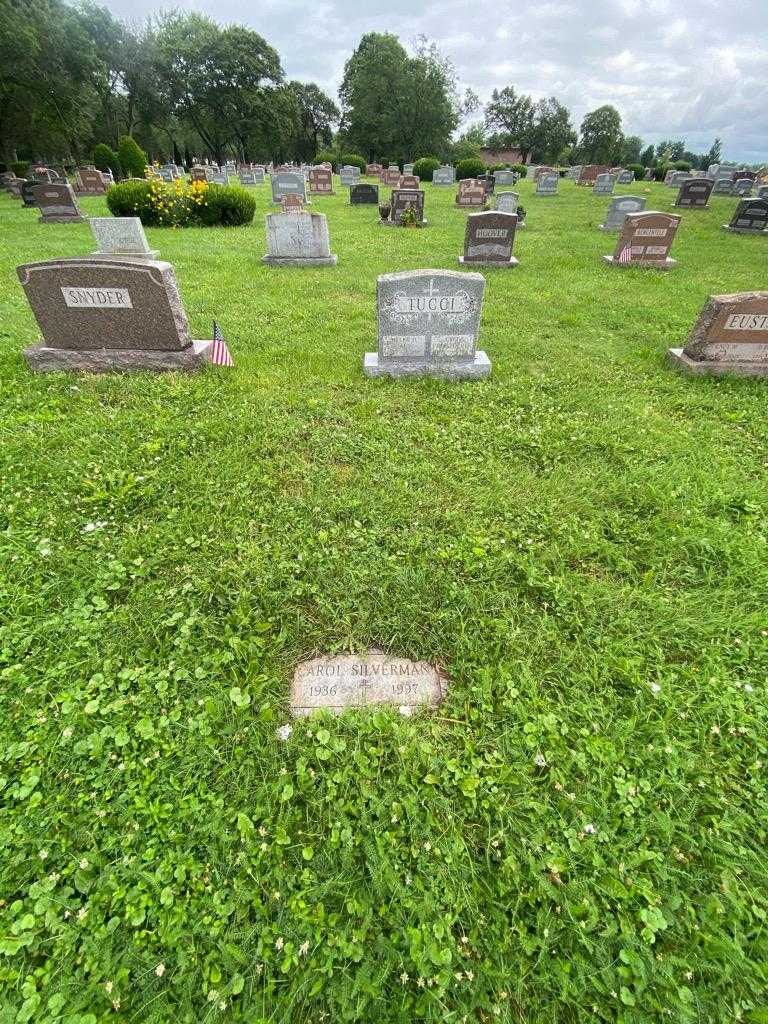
[314,150,336,170]
[510,163,527,178]
[105,179,156,224]
[339,153,366,173]
[626,163,644,179]
[11,161,29,177]
[413,157,440,182]
[455,157,485,180]
[117,136,147,179]
[93,144,121,176]
[194,184,256,226]
[672,159,692,170]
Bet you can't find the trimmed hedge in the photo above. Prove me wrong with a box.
[106,179,256,227]
[510,163,527,178]
[314,150,336,170]
[626,163,644,179]
[11,161,29,177]
[413,157,440,182]
[117,136,147,179]
[93,144,121,176]
[455,157,485,180]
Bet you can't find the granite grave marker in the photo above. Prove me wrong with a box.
[459,210,518,267]
[603,211,681,270]
[263,210,336,266]
[668,291,768,377]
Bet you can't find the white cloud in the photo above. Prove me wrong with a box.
[97,0,768,162]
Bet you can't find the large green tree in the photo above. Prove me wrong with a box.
[339,33,461,161]
[288,81,339,162]
[529,97,575,162]
[484,86,535,160]
[578,105,624,164]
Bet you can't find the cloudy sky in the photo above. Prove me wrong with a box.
[102,0,767,162]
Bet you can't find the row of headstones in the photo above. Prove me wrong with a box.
[14,243,768,380]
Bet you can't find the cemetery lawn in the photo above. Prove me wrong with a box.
[2,180,768,1024]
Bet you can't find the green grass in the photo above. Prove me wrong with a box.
[1,178,767,1024]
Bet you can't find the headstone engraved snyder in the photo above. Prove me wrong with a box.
[667,292,768,378]
[16,259,213,373]
[599,196,646,231]
[32,183,85,224]
[89,217,158,261]
[459,211,518,268]
[364,268,490,380]
[262,210,337,266]
[723,198,768,234]
[291,652,447,716]
[602,211,681,270]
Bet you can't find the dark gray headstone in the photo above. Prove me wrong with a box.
[675,178,714,208]
[389,189,425,225]
[350,183,379,205]
[723,198,768,234]
[31,183,85,224]
[600,195,646,231]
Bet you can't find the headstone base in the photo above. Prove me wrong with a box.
[88,250,160,262]
[666,347,768,378]
[24,339,213,374]
[458,256,518,268]
[38,214,86,224]
[262,254,337,266]
[722,224,767,235]
[602,255,677,271]
[363,351,491,380]
[379,219,428,227]
[271,199,311,206]
[309,190,336,196]
[455,203,488,210]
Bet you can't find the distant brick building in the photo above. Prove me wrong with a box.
[480,147,529,165]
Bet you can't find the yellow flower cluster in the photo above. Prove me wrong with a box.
[145,176,210,225]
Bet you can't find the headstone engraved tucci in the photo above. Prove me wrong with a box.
[713,177,734,196]
[617,169,634,184]
[668,291,768,377]
[308,167,334,195]
[17,259,213,372]
[77,169,107,195]
[723,198,768,234]
[593,172,617,196]
[350,183,379,205]
[263,210,337,266]
[88,217,158,261]
[602,211,681,270]
[387,189,426,225]
[364,268,490,380]
[271,171,308,205]
[599,195,646,231]
[459,210,518,268]
[290,651,447,716]
[456,179,487,208]
[31,183,85,224]
[536,172,558,196]
[675,178,713,209]
[432,165,455,186]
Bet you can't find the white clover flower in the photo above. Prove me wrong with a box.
[276,724,292,741]
[583,823,597,834]
[534,753,547,768]
[275,937,284,951]
[399,705,414,716]
[155,963,165,977]
[79,859,89,870]
[650,683,661,694]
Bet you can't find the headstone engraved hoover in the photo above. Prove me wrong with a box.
[89,217,158,261]
[723,198,768,234]
[675,178,713,209]
[32,183,85,224]
[460,210,518,267]
[16,259,213,372]
[599,195,646,231]
[364,268,489,379]
[290,652,447,715]
[602,211,681,270]
[263,210,337,266]
[667,291,768,377]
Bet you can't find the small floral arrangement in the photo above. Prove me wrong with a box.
[400,206,419,227]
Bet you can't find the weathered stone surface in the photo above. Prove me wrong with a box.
[455,179,487,208]
[433,165,455,186]
[271,171,308,205]
[308,167,334,194]
[733,178,754,196]
[675,178,713,208]
[350,183,379,205]
[263,210,337,265]
[593,173,617,195]
[339,166,361,187]
[365,268,489,380]
[603,211,681,270]
[16,258,211,373]
[536,172,558,195]
[495,191,519,214]
[290,651,448,716]
[713,177,734,195]
[668,291,768,376]
[77,169,107,194]
[494,168,516,185]
[89,217,158,260]
[599,195,646,231]
[459,210,518,267]
[32,183,85,223]
[723,198,768,234]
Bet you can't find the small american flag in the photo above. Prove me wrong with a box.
[617,242,633,265]
[210,321,234,367]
